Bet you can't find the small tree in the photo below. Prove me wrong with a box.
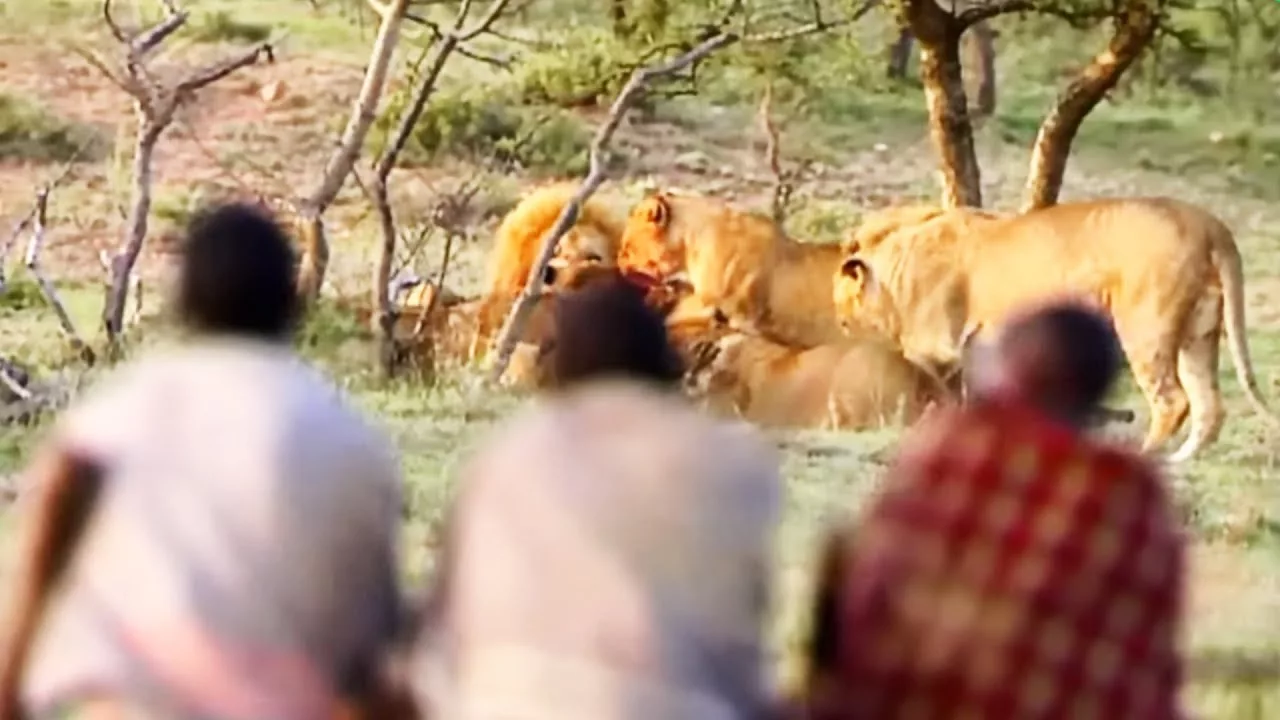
[1021,0,1160,210]
[891,0,1169,210]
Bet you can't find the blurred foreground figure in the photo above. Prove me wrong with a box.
[414,277,783,720]
[0,203,405,720]
[799,302,1188,720]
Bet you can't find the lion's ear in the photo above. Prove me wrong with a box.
[839,256,868,281]
[839,256,878,299]
[645,194,671,229]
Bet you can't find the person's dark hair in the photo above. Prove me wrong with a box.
[544,276,683,390]
[177,202,298,340]
[1000,302,1122,412]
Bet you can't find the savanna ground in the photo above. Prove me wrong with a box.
[2,0,1280,715]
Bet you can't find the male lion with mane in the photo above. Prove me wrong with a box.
[616,190,846,349]
[483,182,625,297]
[471,183,625,354]
[834,197,1279,462]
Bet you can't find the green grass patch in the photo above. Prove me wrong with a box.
[0,93,105,163]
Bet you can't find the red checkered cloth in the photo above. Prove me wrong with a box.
[811,396,1187,720]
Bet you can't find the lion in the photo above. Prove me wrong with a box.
[833,196,1279,461]
[681,326,951,430]
[616,190,846,349]
[484,182,625,298]
[467,184,624,354]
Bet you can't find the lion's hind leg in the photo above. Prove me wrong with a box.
[1169,288,1226,463]
[1115,320,1190,456]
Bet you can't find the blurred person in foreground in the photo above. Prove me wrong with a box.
[796,301,1187,719]
[0,203,406,720]
[412,276,783,720]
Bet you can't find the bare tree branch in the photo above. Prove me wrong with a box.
[366,0,516,376]
[0,360,31,403]
[175,44,275,95]
[295,0,411,304]
[757,82,794,227]
[1,139,92,302]
[22,190,97,366]
[485,31,739,381]
[85,0,275,348]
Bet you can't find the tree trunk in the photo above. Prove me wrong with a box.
[103,119,164,344]
[966,21,996,117]
[886,29,913,80]
[1021,2,1159,211]
[896,0,983,208]
[920,40,982,208]
[295,0,408,305]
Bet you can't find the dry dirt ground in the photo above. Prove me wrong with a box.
[3,10,1280,716]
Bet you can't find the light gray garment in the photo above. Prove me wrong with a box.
[17,338,403,720]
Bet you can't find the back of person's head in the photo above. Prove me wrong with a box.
[544,276,683,391]
[177,202,298,340]
[998,301,1122,413]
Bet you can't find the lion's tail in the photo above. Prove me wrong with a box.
[1209,214,1280,427]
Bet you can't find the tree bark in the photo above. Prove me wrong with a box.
[295,0,409,305]
[895,0,983,208]
[966,21,996,117]
[102,119,164,344]
[886,29,913,80]
[1021,1,1159,211]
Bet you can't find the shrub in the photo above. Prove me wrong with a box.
[513,28,635,108]
[378,85,592,177]
[0,94,105,163]
[189,11,272,44]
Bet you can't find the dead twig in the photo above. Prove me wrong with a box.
[0,359,32,403]
[0,143,92,294]
[23,190,97,366]
[86,0,275,350]
[486,31,739,381]
[757,82,795,227]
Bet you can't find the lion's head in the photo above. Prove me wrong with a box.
[486,183,623,297]
[616,191,686,280]
[833,254,901,343]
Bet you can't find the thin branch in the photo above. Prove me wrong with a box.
[486,31,739,381]
[176,43,275,95]
[0,142,93,293]
[757,82,794,226]
[130,9,190,61]
[410,230,456,342]
[22,190,96,366]
[101,0,129,44]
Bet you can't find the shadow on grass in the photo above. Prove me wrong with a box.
[1191,649,1280,688]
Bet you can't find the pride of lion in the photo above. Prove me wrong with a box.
[390,181,1278,461]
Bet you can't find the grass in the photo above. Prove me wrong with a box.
[0,93,105,162]
[4,0,1280,716]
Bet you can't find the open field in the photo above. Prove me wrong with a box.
[3,0,1280,716]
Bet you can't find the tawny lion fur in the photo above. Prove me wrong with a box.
[616,190,846,349]
[484,182,626,298]
[833,196,1279,462]
[468,183,625,356]
[682,326,950,430]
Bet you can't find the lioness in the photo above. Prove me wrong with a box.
[683,327,950,430]
[616,190,846,349]
[834,197,1278,461]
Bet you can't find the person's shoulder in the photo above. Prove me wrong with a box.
[53,349,184,457]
